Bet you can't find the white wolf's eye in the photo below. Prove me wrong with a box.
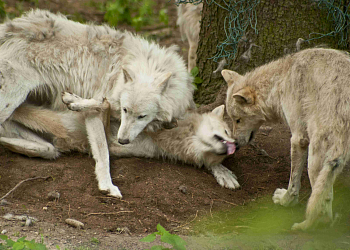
[225,129,229,135]
[123,108,127,113]
[138,115,147,119]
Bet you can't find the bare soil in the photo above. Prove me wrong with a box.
[0,1,349,250]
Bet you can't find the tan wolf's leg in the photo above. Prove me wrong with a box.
[188,40,198,72]
[62,92,121,198]
[273,134,308,206]
[292,142,345,230]
[0,121,60,159]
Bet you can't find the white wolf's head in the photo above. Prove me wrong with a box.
[197,105,237,161]
[222,69,266,148]
[117,69,173,144]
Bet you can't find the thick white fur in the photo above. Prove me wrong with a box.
[223,48,350,230]
[1,95,239,197]
[0,10,194,197]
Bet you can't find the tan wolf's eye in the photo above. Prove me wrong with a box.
[123,108,127,113]
[225,129,228,135]
[138,115,146,119]
[236,119,241,124]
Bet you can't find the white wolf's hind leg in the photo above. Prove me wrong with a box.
[0,122,59,159]
[210,164,240,189]
[273,135,308,207]
[0,61,41,125]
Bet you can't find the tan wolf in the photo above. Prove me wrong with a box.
[1,93,239,193]
[176,2,202,72]
[0,10,194,197]
[222,48,350,230]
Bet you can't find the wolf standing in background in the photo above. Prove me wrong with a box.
[222,48,350,230]
[176,2,202,72]
[2,93,240,191]
[0,10,194,198]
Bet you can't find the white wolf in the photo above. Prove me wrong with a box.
[176,2,202,72]
[1,93,240,193]
[222,48,350,230]
[0,10,194,197]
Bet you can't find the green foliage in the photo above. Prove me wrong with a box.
[0,235,48,250]
[140,224,187,250]
[104,0,168,31]
[190,67,203,90]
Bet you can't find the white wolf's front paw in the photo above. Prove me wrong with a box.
[273,188,298,207]
[99,183,122,198]
[211,164,240,189]
[62,92,84,111]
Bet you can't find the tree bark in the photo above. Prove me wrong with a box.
[195,0,349,104]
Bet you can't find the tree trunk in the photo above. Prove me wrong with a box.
[195,0,349,104]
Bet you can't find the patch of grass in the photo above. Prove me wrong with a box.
[190,179,350,250]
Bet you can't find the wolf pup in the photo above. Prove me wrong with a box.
[177,2,202,72]
[1,93,239,194]
[0,10,194,197]
[222,48,350,230]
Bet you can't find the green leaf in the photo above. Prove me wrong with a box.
[0,235,7,241]
[150,246,165,250]
[190,67,199,77]
[17,237,26,242]
[140,233,157,243]
[194,77,203,84]
[12,242,25,250]
[156,224,169,236]
[160,234,187,250]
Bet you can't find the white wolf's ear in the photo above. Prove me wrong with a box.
[221,69,243,87]
[212,105,225,119]
[123,68,133,83]
[232,87,255,104]
[156,72,172,93]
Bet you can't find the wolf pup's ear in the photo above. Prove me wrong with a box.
[232,87,255,104]
[123,68,133,83]
[212,105,225,119]
[156,72,172,93]
[221,69,243,87]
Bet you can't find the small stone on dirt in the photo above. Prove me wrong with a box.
[25,218,33,227]
[0,199,10,206]
[65,218,84,229]
[179,185,187,194]
[47,191,60,201]
[1,230,7,234]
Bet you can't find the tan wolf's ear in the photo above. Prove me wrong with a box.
[232,87,255,104]
[156,72,172,92]
[221,69,243,86]
[123,68,133,83]
[212,105,225,119]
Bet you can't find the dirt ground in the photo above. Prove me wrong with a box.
[0,1,349,250]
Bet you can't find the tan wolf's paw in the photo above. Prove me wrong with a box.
[291,220,309,231]
[273,188,298,207]
[211,164,240,190]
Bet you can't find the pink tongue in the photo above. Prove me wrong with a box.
[226,142,236,155]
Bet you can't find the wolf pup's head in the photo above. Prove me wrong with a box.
[117,69,173,145]
[222,69,265,148]
[197,105,237,166]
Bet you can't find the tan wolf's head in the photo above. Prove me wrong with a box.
[118,69,173,145]
[222,69,265,148]
[196,105,237,167]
